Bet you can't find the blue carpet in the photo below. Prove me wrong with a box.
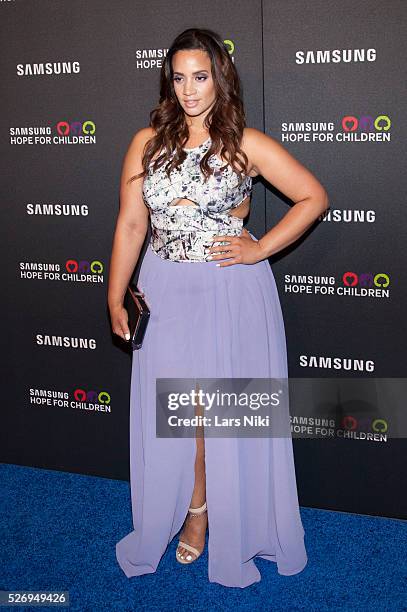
[0,463,405,611]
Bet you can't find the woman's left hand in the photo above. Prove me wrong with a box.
[207,228,266,267]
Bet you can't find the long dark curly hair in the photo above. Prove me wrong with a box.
[127,27,249,185]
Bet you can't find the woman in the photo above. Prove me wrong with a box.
[108,28,328,588]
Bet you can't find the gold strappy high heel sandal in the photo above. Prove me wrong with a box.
[176,501,207,564]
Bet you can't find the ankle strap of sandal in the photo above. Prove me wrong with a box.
[188,501,207,515]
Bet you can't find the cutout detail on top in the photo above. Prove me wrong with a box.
[169,197,199,207]
[227,196,251,219]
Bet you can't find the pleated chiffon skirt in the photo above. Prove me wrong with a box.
[115,232,308,588]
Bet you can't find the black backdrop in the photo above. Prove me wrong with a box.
[1,0,405,519]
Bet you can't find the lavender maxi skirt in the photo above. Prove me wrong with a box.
[116,232,308,588]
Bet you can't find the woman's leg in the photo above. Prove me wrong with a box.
[177,383,208,560]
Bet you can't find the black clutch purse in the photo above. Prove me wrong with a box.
[123,282,150,350]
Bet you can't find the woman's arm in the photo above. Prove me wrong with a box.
[107,128,152,339]
[243,127,329,258]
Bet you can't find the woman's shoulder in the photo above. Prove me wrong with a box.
[242,127,278,148]
[131,126,156,148]
[125,127,159,166]
[241,128,280,177]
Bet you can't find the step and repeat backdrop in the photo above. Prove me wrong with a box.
[1,0,405,519]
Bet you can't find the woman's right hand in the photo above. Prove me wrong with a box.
[109,304,131,342]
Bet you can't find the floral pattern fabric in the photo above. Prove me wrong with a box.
[142,137,253,262]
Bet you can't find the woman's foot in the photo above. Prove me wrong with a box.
[176,502,208,563]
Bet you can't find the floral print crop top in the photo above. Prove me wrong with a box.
[142,136,253,262]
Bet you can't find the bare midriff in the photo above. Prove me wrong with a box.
[169,196,251,219]
[227,196,251,219]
